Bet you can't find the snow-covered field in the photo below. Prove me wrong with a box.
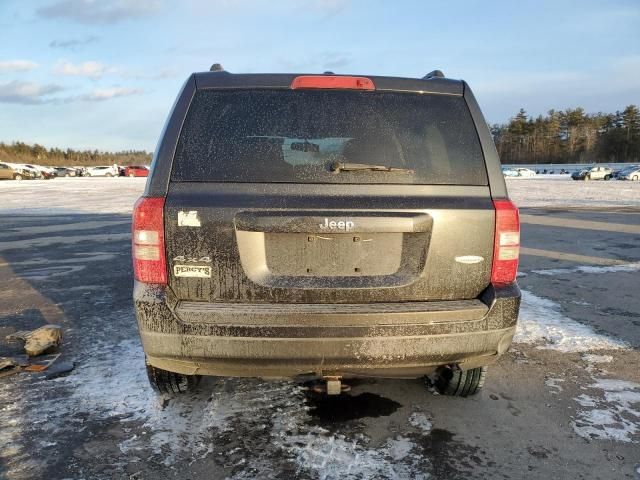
[506,176,640,208]
[1,176,639,215]
[0,177,146,215]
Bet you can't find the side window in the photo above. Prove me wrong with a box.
[0,163,7,169]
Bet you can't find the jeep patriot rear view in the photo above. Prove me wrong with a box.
[133,66,521,397]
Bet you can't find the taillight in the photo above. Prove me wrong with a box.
[290,75,375,90]
[491,199,520,285]
[132,197,167,285]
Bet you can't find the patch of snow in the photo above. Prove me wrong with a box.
[408,412,433,434]
[1,336,430,479]
[515,290,626,352]
[582,354,614,364]
[572,378,640,443]
[545,377,565,394]
[532,263,640,276]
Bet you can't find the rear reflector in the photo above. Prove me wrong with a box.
[291,75,375,90]
[491,199,520,285]
[132,197,167,284]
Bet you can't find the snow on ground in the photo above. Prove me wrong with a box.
[531,263,640,276]
[0,332,430,479]
[0,177,145,215]
[1,176,640,216]
[505,177,640,208]
[514,290,627,352]
[572,378,640,443]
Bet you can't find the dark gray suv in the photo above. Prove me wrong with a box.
[133,68,521,397]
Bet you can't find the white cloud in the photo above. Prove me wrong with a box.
[0,60,38,73]
[0,81,64,104]
[78,87,143,101]
[37,0,162,24]
[50,36,100,49]
[53,61,117,79]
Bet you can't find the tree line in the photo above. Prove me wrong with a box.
[2,105,639,168]
[492,105,640,165]
[0,141,152,167]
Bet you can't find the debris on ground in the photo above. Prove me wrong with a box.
[44,360,75,379]
[0,357,15,371]
[25,353,61,372]
[6,325,62,357]
[0,356,30,378]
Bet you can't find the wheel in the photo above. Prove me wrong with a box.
[65,173,70,177]
[145,360,200,394]
[129,173,135,177]
[604,175,611,180]
[14,174,23,181]
[584,175,590,181]
[433,366,487,397]
[86,173,91,177]
[106,173,113,177]
[633,175,639,181]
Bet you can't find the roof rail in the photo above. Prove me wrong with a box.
[423,70,445,79]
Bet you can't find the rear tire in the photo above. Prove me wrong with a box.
[145,360,200,394]
[633,175,639,181]
[14,174,22,181]
[604,175,611,180]
[435,366,487,397]
[584,175,590,181]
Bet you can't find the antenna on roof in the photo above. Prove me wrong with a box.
[210,63,224,72]
[423,70,445,79]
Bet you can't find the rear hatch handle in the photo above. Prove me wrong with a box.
[235,211,432,233]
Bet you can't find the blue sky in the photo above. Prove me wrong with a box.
[1,0,639,151]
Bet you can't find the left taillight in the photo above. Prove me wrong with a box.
[132,197,167,285]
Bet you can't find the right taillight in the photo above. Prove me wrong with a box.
[132,196,167,285]
[491,199,520,285]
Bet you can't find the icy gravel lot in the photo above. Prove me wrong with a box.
[1,176,639,479]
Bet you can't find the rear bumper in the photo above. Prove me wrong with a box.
[134,282,520,378]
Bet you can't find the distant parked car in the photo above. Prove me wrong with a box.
[571,165,612,181]
[53,167,76,177]
[124,165,149,177]
[32,165,56,179]
[0,162,30,180]
[85,165,119,177]
[15,164,43,179]
[618,165,640,181]
[515,168,536,177]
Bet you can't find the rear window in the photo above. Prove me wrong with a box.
[172,89,487,185]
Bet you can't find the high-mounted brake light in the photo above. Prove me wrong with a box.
[491,199,520,285]
[290,75,375,90]
[132,197,167,285]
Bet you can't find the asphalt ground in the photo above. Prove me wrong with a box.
[0,186,639,480]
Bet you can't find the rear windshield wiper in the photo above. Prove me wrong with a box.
[330,162,414,174]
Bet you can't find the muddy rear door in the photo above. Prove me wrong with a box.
[164,87,495,303]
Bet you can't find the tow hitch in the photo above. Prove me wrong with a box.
[310,376,351,395]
